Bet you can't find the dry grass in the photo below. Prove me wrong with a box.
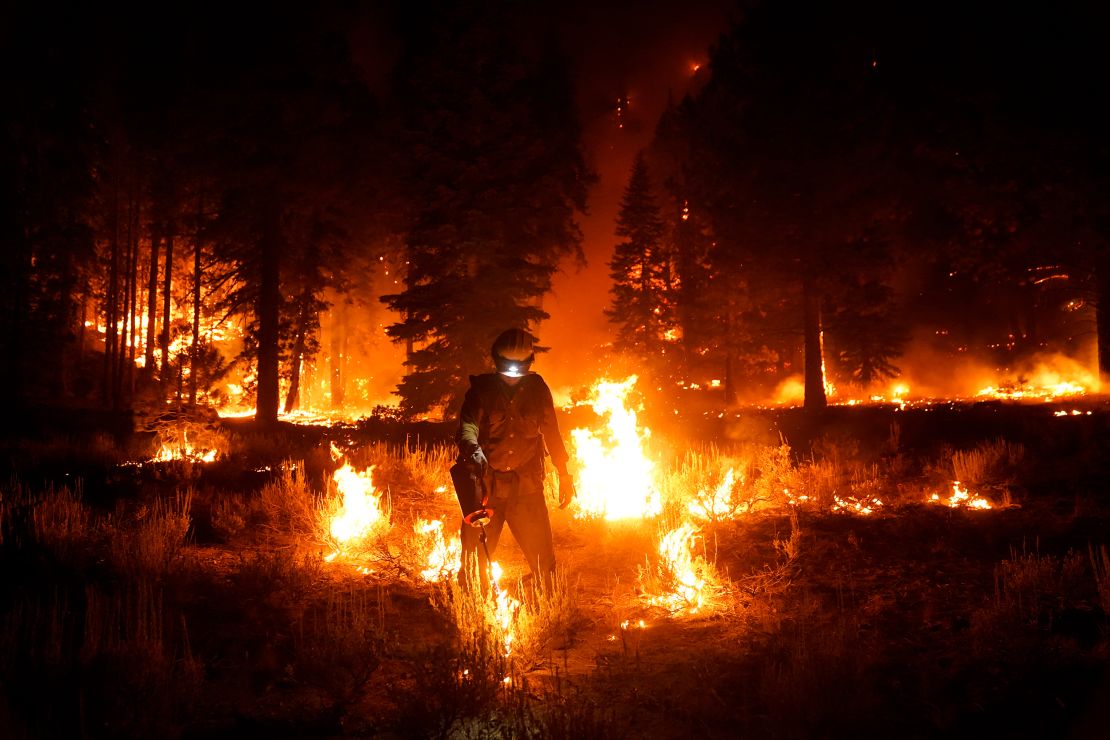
[951,438,1025,491]
[294,585,385,718]
[104,490,193,579]
[401,441,455,497]
[1090,544,1110,614]
[256,461,320,537]
[433,561,580,685]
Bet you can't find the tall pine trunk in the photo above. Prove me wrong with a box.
[803,273,827,413]
[284,294,310,414]
[103,182,120,408]
[190,199,202,406]
[1097,249,1110,386]
[256,210,282,425]
[145,233,159,375]
[160,231,174,386]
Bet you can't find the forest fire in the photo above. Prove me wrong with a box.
[929,481,992,510]
[570,376,662,521]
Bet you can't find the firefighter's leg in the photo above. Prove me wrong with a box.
[459,502,507,593]
[505,476,556,593]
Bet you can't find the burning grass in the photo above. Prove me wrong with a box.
[4,401,1109,736]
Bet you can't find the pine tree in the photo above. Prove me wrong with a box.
[383,4,592,416]
[606,152,676,371]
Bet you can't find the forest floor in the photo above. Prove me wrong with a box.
[3,400,1110,739]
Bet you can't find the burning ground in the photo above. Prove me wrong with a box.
[3,386,1110,738]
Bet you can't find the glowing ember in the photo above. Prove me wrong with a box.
[570,376,661,521]
[415,518,462,582]
[325,444,388,553]
[831,494,883,515]
[648,522,713,614]
[687,468,744,521]
[929,480,992,510]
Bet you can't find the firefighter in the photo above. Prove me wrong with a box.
[455,327,576,592]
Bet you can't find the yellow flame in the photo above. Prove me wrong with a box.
[649,522,708,614]
[489,562,521,657]
[149,431,218,463]
[326,444,387,548]
[687,468,742,521]
[831,494,883,515]
[415,518,461,582]
[570,376,661,520]
[928,480,992,510]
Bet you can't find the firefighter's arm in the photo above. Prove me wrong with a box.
[538,380,576,508]
[456,382,487,473]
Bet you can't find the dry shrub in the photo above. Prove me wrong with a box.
[295,586,384,719]
[231,549,322,610]
[0,582,201,737]
[139,407,229,462]
[972,546,1088,645]
[256,461,319,536]
[401,442,455,497]
[636,519,730,617]
[209,493,249,539]
[660,446,746,522]
[30,484,92,557]
[751,443,799,507]
[104,490,192,579]
[433,562,579,683]
[950,438,1025,492]
[794,457,841,509]
[1089,544,1110,614]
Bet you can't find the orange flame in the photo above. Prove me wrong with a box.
[648,522,712,614]
[929,480,992,510]
[324,443,388,556]
[415,518,461,583]
[570,376,661,521]
[687,468,743,521]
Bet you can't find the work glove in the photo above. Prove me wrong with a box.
[467,446,489,476]
[557,471,576,510]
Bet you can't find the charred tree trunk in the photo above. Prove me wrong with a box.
[1097,249,1110,383]
[145,232,159,376]
[284,297,310,414]
[190,201,202,406]
[160,231,174,385]
[802,274,827,414]
[103,183,121,408]
[126,192,140,398]
[256,212,282,425]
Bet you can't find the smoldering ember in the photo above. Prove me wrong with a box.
[4,1,1110,737]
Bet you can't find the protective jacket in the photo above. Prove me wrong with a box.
[456,373,570,476]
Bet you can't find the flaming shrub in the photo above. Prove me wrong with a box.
[640,521,727,615]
